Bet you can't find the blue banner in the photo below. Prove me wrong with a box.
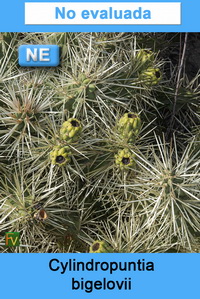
[0,0,199,32]
[1,253,199,298]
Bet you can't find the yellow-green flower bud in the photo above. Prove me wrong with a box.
[60,118,82,143]
[117,113,141,143]
[89,240,112,253]
[50,145,71,166]
[136,49,154,63]
[139,67,162,85]
[115,148,135,170]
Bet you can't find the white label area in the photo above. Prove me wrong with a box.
[25,2,181,25]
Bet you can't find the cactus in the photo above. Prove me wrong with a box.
[0,32,199,253]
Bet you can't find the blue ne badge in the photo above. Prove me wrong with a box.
[18,45,60,67]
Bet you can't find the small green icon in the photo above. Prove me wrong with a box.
[5,232,20,247]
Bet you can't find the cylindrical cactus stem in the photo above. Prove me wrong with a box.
[117,112,141,143]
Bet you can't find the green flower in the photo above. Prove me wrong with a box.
[117,113,141,143]
[89,240,112,253]
[60,118,82,143]
[115,148,135,170]
[139,67,162,85]
[50,145,71,166]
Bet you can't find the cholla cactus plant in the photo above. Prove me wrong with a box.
[0,32,199,253]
